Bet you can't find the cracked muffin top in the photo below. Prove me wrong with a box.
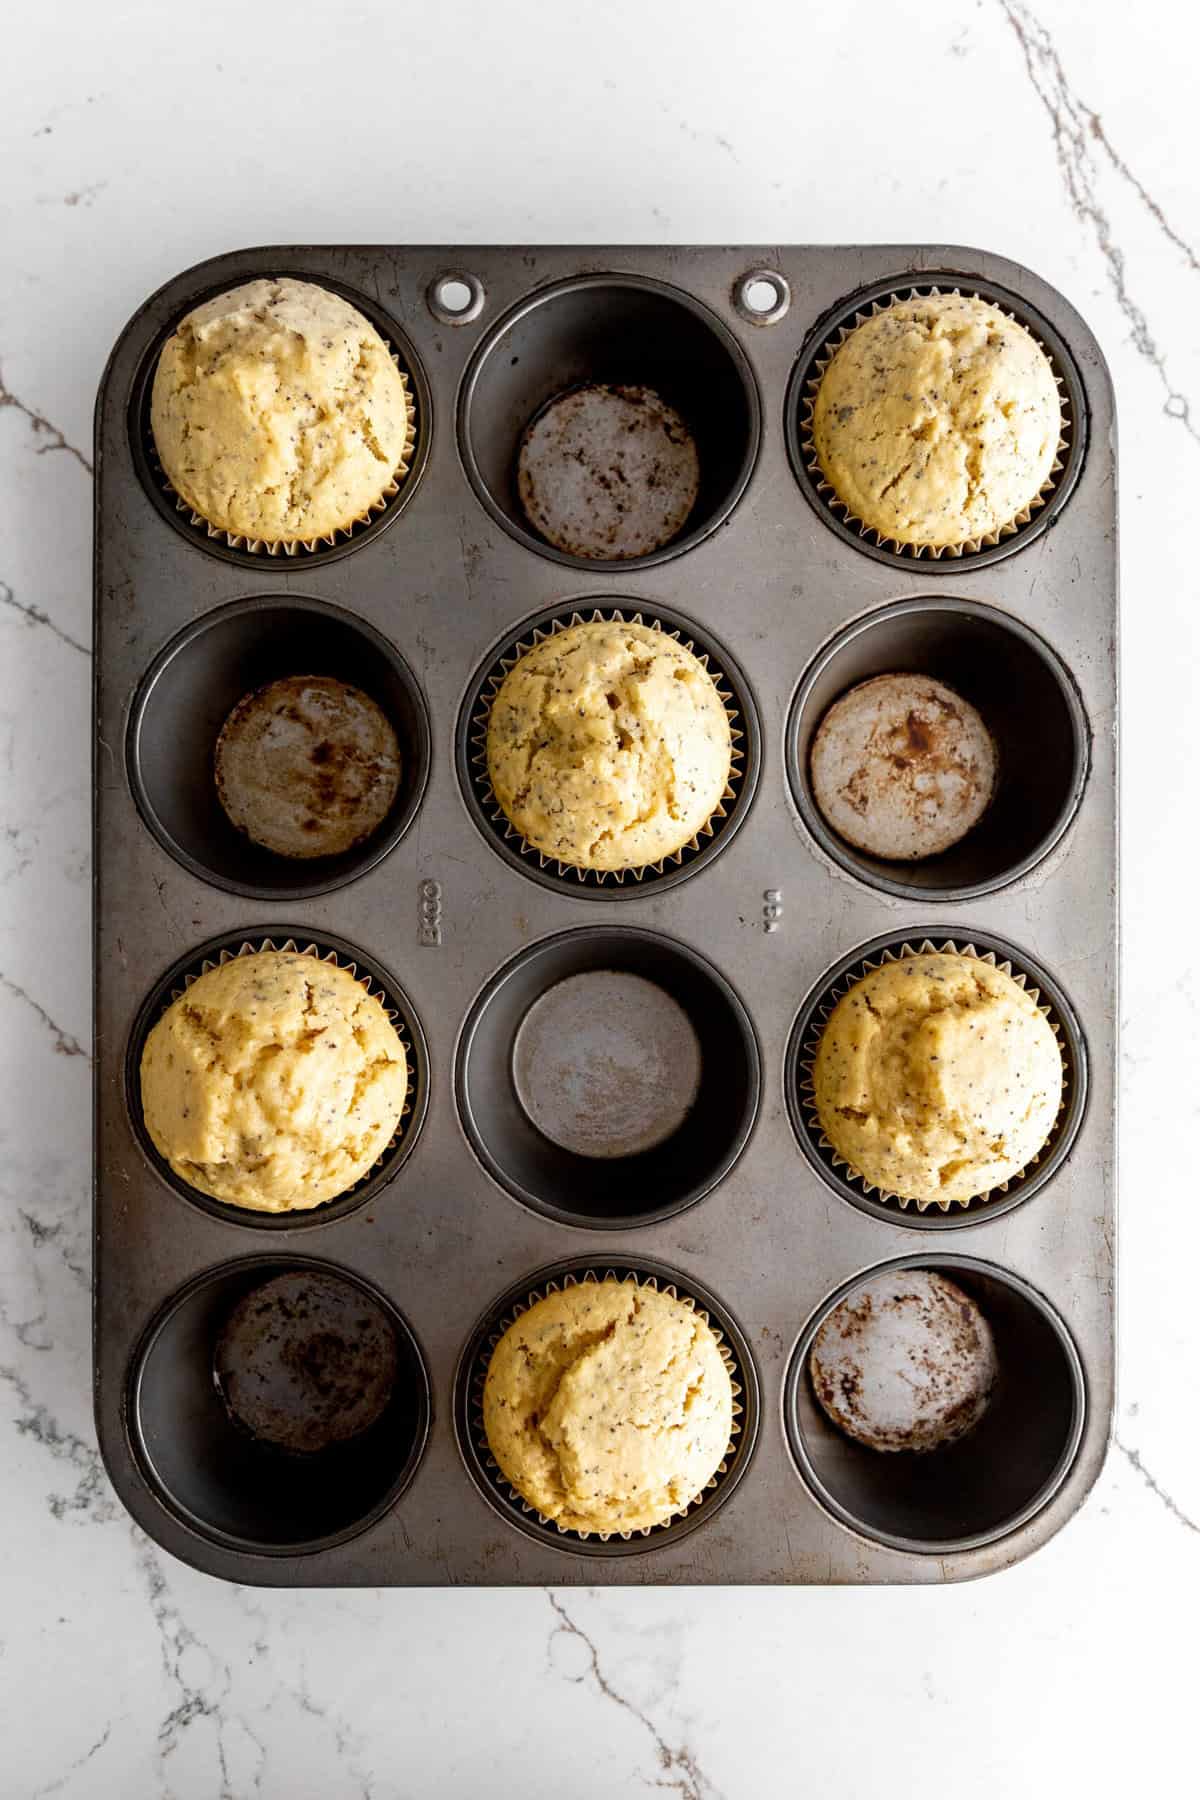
[484,620,731,871]
[811,952,1062,1208]
[139,950,407,1212]
[150,277,413,545]
[482,1278,733,1534]
[810,293,1061,548]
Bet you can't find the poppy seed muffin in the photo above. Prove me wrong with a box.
[483,1279,733,1534]
[810,293,1061,549]
[810,1269,998,1452]
[810,673,996,860]
[150,277,413,545]
[485,619,731,871]
[139,950,407,1212]
[517,383,700,559]
[812,951,1063,1207]
[215,675,401,860]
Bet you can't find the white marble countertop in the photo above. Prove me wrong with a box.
[2,0,1194,1792]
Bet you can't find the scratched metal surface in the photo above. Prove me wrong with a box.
[92,245,1117,1586]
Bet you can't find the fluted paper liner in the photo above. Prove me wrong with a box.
[799,285,1072,559]
[149,359,417,557]
[145,935,416,1209]
[469,608,746,887]
[798,938,1070,1213]
[470,1268,745,1543]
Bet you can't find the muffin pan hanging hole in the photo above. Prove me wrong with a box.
[124,928,430,1231]
[455,599,761,898]
[456,926,760,1227]
[453,1258,760,1556]
[786,597,1090,901]
[733,268,791,326]
[127,271,433,569]
[784,271,1089,570]
[128,1255,431,1555]
[783,1255,1086,1554]
[783,928,1089,1230]
[458,273,761,569]
[126,596,431,901]
[427,270,485,325]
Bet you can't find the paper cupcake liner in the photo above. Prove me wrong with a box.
[797,937,1072,1215]
[147,361,417,558]
[137,935,421,1216]
[466,1266,748,1545]
[468,608,747,888]
[799,284,1073,560]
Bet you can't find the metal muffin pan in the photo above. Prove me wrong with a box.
[93,244,1116,1587]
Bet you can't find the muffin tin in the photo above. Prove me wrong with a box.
[93,245,1116,1586]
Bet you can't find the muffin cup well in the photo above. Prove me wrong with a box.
[785,597,1090,902]
[127,595,432,900]
[130,273,430,568]
[784,932,1087,1226]
[783,1255,1086,1554]
[128,1255,430,1555]
[453,1260,759,1554]
[785,275,1087,568]
[126,930,429,1229]
[455,926,761,1226]
[457,602,759,896]
[458,273,761,571]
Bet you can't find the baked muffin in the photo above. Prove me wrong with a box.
[518,383,699,559]
[812,951,1062,1207]
[215,675,401,860]
[810,673,996,860]
[810,293,1061,549]
[150,277,413,545]
[215,1271,399,1454]
[483,1278,733,1534]
[485,619,731,871]
[810,1269,998,1452]
[139,949,407,1212]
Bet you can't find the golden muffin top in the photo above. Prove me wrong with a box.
[139,949,407,1212]
[812,951,1062,1208]
[485,620,732,871]
[483,1278,733,1534]
[810,294,1061,548]
[151,277,412,544]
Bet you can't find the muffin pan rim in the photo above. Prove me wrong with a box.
[126,266,434,569]
[126,1251,433,1558]
[451,1255,762,1558]
[453,922,764,1227]
[782,593,1093,902]
[94,242,1116,1588]
[123,926,432,1231]
[457,268,764,572]
[780,1252,1088,1556]
[782,926,1089,1228]
[783,269,1090,571]
[454,596,763,898]
[125,592,435,901]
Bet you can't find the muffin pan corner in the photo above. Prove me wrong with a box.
[94,244,1116,1588]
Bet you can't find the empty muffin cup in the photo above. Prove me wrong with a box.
[458,273,761,569]
[129,1256,430,1554]
[126,929,429,1229]
[127,595,431,899]
[785,273,1086,569]
[784,930,1087,1228]
[455,926,760,1226]
[130,272,431,567]
[453,1258,759,1555]
[783,1255,1086,1554]
[786,597,1089,900]
[457,601,760,897]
